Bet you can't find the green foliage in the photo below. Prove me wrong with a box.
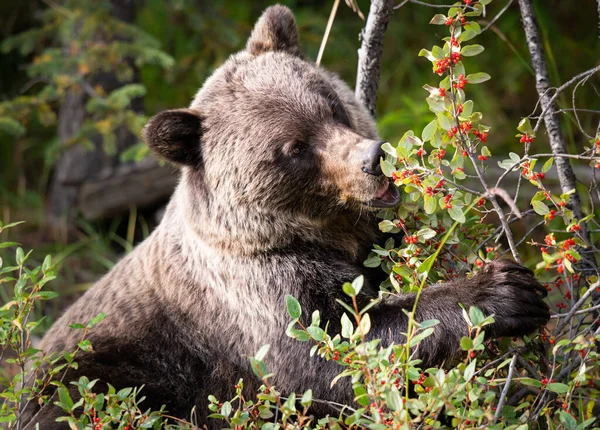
[0,0,173,159]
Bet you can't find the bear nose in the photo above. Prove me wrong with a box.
[361,141,385,176]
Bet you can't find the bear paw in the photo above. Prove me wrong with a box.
[470,259,550,338]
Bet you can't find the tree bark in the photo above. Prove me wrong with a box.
[517,0,598,303]
[355,0,394,117]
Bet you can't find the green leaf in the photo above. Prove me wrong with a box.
[386,390,403,411]
[422,119,437,143]
[417,254,436,275]
[285,295,301,320]
[461,45,485,56]
[379,220,396,233]
[2,221,25,229]
[458,30,478,43]
[462,100,474,117]
[0,241,19,249]
[16,247,24,266]
[381,159,396,177]
[417,228,436,240]
[559,410,577,430]
[460,337,473,351]
[0,117,26,137]
[307,326,326,341]
[531,201,549,215]
[409,327,434,347]
[541,157,554,173]
[220,401,232,417]
[466,72,491,84]
[429,14,447,25]
[343,282,356,297]
[431,45,445,60]
[448,206,466,223]
[341,313,353,338]
[86,313,106,328]
[254,344,270,361]
[464,21,482,34]
[363,255,381,268]
[547,382,569,394]
[418,49,435,62]
[464,360,476,381]
[424,195,436,214]
[300,389,313,407]
[352,275,364,296]
[359,313,371,335]
[77,339,93,352]
[520,378,542,388]
[469,306,485,326]
[419,319,440,329]
[56,385,74,411]
[437,112,453,131]
[36,291,59,300]
[517,118,534,135]
[42,255,52,273]
[381,142,397,157]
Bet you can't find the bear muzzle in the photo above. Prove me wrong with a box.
[363,178,400,208]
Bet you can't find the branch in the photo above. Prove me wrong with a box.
[554,281,600,334]
[355,0,395,116]
[494,354,517,423]
[482,0,514,32]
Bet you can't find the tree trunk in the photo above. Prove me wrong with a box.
[355,0,394,117]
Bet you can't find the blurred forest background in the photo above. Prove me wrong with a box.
[0,0,599,327]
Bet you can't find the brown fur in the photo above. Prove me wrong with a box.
[25,5,549,429]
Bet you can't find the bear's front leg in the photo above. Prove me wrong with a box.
[368,259,549,367]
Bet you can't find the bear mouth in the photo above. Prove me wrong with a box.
[364,179,400,208]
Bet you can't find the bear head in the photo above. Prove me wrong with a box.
[142,5,399,256]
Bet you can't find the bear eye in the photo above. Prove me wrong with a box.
[290,141,307,157]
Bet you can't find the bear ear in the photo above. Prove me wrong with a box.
[142,109,203,167]
[246,5,301,57]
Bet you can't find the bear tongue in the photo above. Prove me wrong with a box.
[375,179,390,199]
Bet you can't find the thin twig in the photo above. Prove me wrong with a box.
[494,354,518,423]
[554,281,599,333]
[482,0,514,32]
[316,0,341,66]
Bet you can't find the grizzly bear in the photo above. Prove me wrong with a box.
[25,5,549,428]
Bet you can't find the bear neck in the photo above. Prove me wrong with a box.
[165,169,377,259]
